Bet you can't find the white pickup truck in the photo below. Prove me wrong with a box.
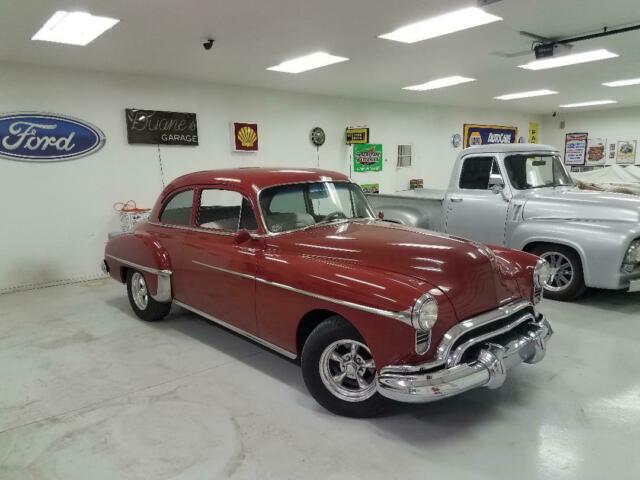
[367,143,640,301]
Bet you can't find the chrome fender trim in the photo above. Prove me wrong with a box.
[106,255,173,303]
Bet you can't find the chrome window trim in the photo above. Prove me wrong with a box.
[195,188,260,234]
[190,260,413,325]
[106,254,172,302]
[256,180,376,237]
[173,300,297,359]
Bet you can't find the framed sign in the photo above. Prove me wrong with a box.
[586,137,606,165]
[359,183,379,194]
[346,127,369,145]
[353,144,382,172]
[125,109,198,146]
[528,122,539,143]
[232,122,259,152]
[463,124,518,148]
[564,133,588,165]
[616,140,637,164]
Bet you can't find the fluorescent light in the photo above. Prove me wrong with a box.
[603,78,640,87]
[267,52,349,73]
[494,89,558,100]
[32,11,120,46]
[404,76,476,91]
[519,49,618,70]
[559,100,617,108]
[379,7,502,44]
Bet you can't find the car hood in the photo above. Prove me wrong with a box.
[522,187,640,223]
[269,220,522,320]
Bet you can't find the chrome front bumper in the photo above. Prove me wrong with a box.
[377,312,552,403]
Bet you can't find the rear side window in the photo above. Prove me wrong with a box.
[459,157,501,190]
[197,189,258,232]
[160,190,194,226]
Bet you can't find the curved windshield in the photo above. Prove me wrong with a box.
[505,154,573,190]
[259,182,374,233]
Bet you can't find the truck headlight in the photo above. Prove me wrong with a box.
[624,240,640,265]
[411,293,438,331]
[534,259,552,288]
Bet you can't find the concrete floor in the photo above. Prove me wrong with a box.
[0,280,639,480]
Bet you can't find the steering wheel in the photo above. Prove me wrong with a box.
[324,211,347,222]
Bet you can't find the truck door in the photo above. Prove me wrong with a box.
[444,155,511,245]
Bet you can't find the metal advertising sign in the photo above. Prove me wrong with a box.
[353,144,382,172]
[232,122,259,152]
[463,124,518,148]
[125,109,198,146]
[564,132,588,165]
[346,127,369,145]
[0,112,105,162]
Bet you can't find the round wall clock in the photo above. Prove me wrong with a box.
[451,133,462,148]
[310,127,326,147]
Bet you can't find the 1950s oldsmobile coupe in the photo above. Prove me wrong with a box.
[103,168,553,417]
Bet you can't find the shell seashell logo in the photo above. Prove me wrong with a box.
[237,126,257,147]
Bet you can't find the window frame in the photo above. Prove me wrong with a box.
[195,186,260,235]
[458,155,504,191]
[158,188,196,227]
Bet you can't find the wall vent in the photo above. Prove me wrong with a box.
[397,144,412,167]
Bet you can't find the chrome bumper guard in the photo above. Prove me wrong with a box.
[377,313,552,403]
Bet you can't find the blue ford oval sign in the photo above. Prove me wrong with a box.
[0,112,106,161]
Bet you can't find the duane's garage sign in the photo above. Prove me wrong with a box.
[0,112,105,162]
[125,109,198,146]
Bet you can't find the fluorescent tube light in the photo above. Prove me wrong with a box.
[267,52,349,73]
[404,76,476,91]
[494,89,558,100]
[32,11,120,46]
[603,78,640,87]
[379,7,502,44]
[559,100,617,108]
[519,49,618,70]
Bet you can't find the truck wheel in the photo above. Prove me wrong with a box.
[301,316,390,417]
[126,270,172,321]
[532,245,586,301]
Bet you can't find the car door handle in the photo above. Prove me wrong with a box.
[450,197,464,203]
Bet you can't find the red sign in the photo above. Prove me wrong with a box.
[233,122,259,152]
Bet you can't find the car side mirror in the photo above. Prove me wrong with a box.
[490,184,504,195]
[377,211,385,220]
[234,229,252,244]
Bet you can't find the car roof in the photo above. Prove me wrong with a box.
[462,143,559,155]
[165,167,351,193]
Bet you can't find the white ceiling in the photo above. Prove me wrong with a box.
[3,0,640,113]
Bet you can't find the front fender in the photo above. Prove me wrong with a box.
[509,219,640,289]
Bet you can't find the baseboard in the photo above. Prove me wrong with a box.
[0,274,109,296]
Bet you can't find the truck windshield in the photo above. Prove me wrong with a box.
[504,154,573,190]
[259,182,374,233]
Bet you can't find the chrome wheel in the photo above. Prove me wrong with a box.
[131,272,149,310]
[540,252,574,292]
[319,340,377,402]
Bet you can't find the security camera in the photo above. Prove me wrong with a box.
[203,39,214,50]
[552,111,557,117]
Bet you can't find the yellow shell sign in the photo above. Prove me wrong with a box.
[233,122,259,151]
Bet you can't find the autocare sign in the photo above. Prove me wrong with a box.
[353,143,383,172]
[0,112,105,162]
[463,124,518,148]
[125,109,198,146]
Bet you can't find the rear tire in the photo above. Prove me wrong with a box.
[532,244,586,301]
[126,270,171,321]
[301,316,390,418]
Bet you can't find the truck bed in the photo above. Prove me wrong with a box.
[366,189,445,231]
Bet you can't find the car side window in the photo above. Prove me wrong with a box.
[160,190,194,226]
[459,157,502,190]
[197,189,257,232]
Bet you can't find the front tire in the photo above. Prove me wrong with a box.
[301,316,389,417]
[126,270,171,321]
[532,244,586,301]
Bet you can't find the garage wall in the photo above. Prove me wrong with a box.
[540,107,640,164]
[0,62,539,292]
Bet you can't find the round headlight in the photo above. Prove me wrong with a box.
[411,293,438,331]
[534,259,552,288]
[625,240,640,264]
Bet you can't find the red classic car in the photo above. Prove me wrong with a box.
[103,168,553,417]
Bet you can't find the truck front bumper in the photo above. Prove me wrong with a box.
[377,313,552,403]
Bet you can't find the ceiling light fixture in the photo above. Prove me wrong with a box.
[379,7,502,44]
[494,89,558,100]
[267,52,349,73]
[559,100,617,108]
[32,11,120,46]
[403,76,476,91]
[519,49,618,70]
[603,78,640,87]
